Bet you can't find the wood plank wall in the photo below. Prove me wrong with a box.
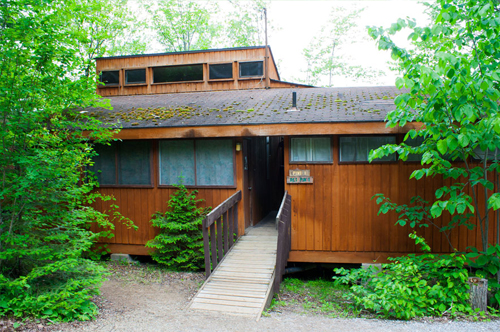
[91,138,245,255]
[284,136,499,263]
[95,47,301,96]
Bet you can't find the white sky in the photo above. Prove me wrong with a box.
[265,0,430,86]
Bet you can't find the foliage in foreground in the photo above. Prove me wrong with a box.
[368,0,500,308]
[0,0,125,322]
[369,0,500,250]
[146,183,210,271]
[334,234,472,320]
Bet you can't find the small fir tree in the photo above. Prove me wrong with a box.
[146,183,210,271]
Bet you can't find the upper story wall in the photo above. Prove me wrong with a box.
[96,46,305,97]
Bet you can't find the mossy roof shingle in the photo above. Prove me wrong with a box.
[87,86,404,129]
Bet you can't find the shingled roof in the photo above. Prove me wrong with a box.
[88,86,404,129]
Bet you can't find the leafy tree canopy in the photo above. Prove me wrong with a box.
[368,0,500,306]
[0,0,128,321]
[145,0,272,52]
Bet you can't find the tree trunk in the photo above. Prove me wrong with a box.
[468,277,488,313]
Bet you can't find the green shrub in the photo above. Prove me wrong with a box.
[334,233,472,319]
[146,183,210,271]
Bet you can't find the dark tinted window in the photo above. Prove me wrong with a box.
[118,141,151,185]
[405,136,425,162]
[90,141,152,186]
[90,144,116,185]
[209,63,233,79]
[339,136,396,162]
[239,61,263,77]
[125,69,146,84]
[99,70,119,85]
[153,65,203,83]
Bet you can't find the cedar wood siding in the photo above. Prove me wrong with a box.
[284,136,498,263]
[91,130,499,262]
[96,47,306,96]
[91,138,246,256]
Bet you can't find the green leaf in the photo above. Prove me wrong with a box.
[488,193,500,210]
[486,246,496,255]
[430,204,443,218]
[457,134,469,147]
[42,309,53,315]
[437,140,448,155]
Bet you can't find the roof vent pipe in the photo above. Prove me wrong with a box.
[288,91,300,112]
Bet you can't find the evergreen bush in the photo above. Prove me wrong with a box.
[146,183,210,271]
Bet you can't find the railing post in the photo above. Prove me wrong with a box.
[223,210,229,255]
[201,190,242,279]
[202,217,211,279]
[274,191,292,294]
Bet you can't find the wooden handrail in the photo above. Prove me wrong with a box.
[274,191,292,294]
[202,190,241,279]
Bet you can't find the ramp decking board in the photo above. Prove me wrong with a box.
[189,221,278,320]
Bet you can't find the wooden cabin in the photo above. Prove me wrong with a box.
[89,46,496,264]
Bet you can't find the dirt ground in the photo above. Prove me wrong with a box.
[5,264,500,332]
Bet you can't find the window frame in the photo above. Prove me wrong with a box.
[151,64,205,84]
[92,140,154,188]
[124,68,147,86]
[208,63,233,81]
[402,134,425,163]
[239,61,264,78]
[338,135,398,164]
[98,69,121,88]
[157,138,237,189]
[289,136,334,165]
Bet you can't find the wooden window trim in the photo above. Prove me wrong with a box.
[337,134,398,165]
[289,136,334,165]
[208,63,233,81]
[123,83,148,87]
[239,60,264,78]
[124,68,147,86]
[97,84,120,89]
[151,80,205,85]
[208,78,234,83]
[157,138,237,189]
[237,77,264,81]
[97,140,154,188]
[98,69,121,88]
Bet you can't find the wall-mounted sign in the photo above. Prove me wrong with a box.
[289,169,310,177]
[287,176,313,184]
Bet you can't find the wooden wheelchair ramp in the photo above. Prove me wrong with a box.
[189,218,277,320]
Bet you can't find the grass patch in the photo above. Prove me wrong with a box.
[268,277,355,317]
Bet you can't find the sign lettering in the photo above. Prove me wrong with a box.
[289,169,310,177]
[287,176,313,184]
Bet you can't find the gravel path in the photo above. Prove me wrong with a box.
[49,271,500,332]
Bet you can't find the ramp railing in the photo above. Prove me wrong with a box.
[274,191,292,293]
[202,190,241,279]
